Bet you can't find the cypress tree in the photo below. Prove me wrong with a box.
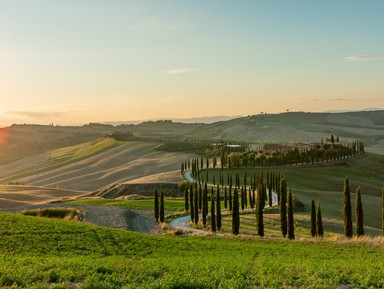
[256,184,264,236]
[198,183,202,211]
[190,185,194,222]
[279,178,287,237]
[202,183,208,228]
[241,186,245,211]
[229,185,233,212]
[194,185,199,225]
[184,185,189,211]
[310,200,316,237]
[287,188,294,240]
[211,190,216,232]
[154,189,159,222]
[316,201,324,237]
[343,176,353,238]
[355,186,364,236]
[224,186,228,209]
[232,188,240,235]
[216,185,222,231]
[159,190,165,223]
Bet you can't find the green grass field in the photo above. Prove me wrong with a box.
[0,211,383,288]
[198,153,384,234]
[66,198,185,212]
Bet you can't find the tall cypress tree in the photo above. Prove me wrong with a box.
[256,184,264,236]
[211,190,216,232]
[184,186,189,212]
[343,176,353,238]
[194,185,199,225]
[216,185,222,231]
[241,186,245,211]
[279,178,287,237]
[287,188,294,240]
[232,188,240,235]
[198,183,202,211]
[316,201,324,238]
[310,200,316,237]
[154,189,159,223]
[202,183,208,228]
[355,186,364,236]
[190,185,194,222]
[229,185,233,212]
[159,190,165,223]
[224,186,228,209]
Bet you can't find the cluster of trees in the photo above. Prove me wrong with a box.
[107,131,134,141]
[181,140,365,177]
[181,171,297,238]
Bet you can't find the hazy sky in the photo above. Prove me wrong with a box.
[1,1,383,125]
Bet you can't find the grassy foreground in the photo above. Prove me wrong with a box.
[0,211,383,289]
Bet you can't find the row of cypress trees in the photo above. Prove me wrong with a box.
[342,176,367,238]
[310,200,324,238]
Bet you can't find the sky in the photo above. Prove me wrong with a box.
[0,0,383,126]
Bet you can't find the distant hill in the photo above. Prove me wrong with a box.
[1,110,383,165]
[103,115,244,125]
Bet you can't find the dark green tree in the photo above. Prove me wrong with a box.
[211,190,216,232]
[184,186,189,211]
[159,190,165,223]
[154,189,159,223]
[310,200,316,237]
[316,201,324,237]
[216,185,222,231]
[224,186,228,209]
[256,184,264,236]
[343,176,353,238]
[202,183,208,228]
[232,188,240,235]
[229,185,233,212]
[190,185,194,222]
[287,188,294,240]
[279,178,287,237]
[194,185,199,225]
[355,186,364,236]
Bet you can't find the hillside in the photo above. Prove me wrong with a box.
[0,138,194,192]
[1,110,383,167]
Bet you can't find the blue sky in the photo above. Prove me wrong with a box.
[0,0,383,125]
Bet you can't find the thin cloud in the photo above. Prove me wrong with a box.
[343,55,380,62]
[328,98,349,102]
[7,111,69,119]
[163,68,200,75]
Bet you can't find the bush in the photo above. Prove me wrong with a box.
[21,208,79,220]
[178,180,190,192]
[292,196,306,212]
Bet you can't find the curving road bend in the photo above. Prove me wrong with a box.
[170,170,278,234]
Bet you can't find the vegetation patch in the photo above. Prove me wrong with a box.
[21,208,81,221]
